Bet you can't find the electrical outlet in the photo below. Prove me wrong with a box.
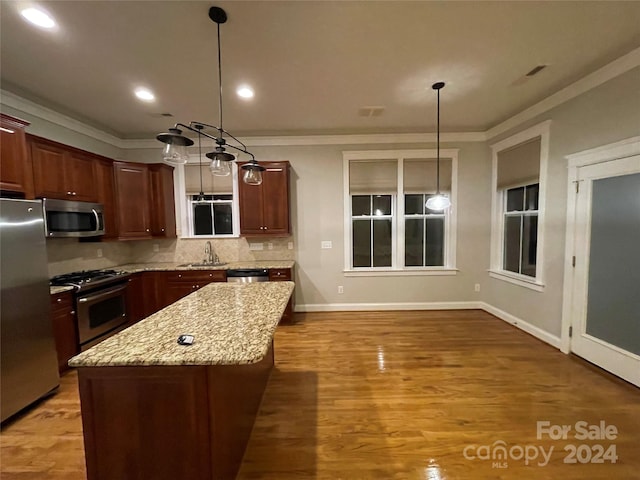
[153,243,160,252]
[267,243,273,250]
[249,243,264,251]
[287,242,294,250]
[321,241,332,249]
[97,248,103,258]
[338,286,344,294]
[474,283,481,292]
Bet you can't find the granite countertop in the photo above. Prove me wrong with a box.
[50,285,74,295]
[116,260,295,273]
[68,281,294,368]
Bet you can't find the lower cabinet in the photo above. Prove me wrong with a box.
[269,267,295,324]
[125,272,161,325]
[50,291,79,374]
[160,270,227,308]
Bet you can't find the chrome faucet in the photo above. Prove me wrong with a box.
[204,241,214,264]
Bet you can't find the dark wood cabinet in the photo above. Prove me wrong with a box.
[160,270,227,308]
[30,136,97,202]
[50,291,79,374]
[269,267,295,324]
[113,162,151,240]
[94,159,118,239]
[238,161,291,236]
[149,164,176,238]
[0,114,33,197]
[125,272,161,324]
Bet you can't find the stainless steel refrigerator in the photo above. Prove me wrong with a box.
[1,198,59,422]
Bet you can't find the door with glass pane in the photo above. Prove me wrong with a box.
[570,154,640,387]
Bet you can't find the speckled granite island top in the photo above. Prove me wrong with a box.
[116,260,295,272]
[69,281,294,368]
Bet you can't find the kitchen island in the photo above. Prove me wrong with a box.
[69,281,294,480]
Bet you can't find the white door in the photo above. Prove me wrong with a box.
[570,154,640,387]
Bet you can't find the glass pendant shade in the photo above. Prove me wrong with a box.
[161,142,189,165]
[425,194,451,211]
[243,168,262,186]
[209,157,231,176]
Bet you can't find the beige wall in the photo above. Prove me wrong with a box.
[6,65,639,343]
[482,66,640,337]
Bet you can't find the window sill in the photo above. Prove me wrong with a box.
[180,235,240,240]
[488,270,545,292]
[344,268,458,277]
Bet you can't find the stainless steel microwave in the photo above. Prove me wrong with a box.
[42,198,105,238]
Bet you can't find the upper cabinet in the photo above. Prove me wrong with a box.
[238,161,291,236]
[0,114,33,197]
[94,159,118,239]
[113,162,176,241]
[113,162,152,240]
[149,164,177,238]
[29,135,97,202]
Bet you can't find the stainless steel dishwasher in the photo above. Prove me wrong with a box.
[226,268,269,283]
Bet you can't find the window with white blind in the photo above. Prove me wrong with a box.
[490,121,550,290]
[182,162,239,237]
[343,150,458,275]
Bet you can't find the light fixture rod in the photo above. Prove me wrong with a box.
[436,85,440,195]
[217,21,223,131]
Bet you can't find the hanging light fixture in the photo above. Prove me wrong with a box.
[425,82,451,211]
[156,6,263,184]
[195,124,207,203]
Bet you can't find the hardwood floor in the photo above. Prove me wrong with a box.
[2,310,639,479]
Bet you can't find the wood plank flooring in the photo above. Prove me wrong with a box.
[2,310,639,479]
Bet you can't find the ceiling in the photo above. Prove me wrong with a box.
[1,1,639,139]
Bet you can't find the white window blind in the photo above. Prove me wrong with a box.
[184,164,233,194]
[403,158,452,193]
[497,137,541,188]
[349,160,398,194]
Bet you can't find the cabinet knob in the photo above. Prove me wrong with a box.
[67,191,72,195]
[178,274,182,278]
[161,228,165,232]
[146,228,150,232]
[70,310,75,315]
[72,192,77,196]
[56,298,62,303]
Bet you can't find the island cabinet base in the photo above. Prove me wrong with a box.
[77,344,274,480]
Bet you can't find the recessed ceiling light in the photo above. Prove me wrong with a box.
[134,87,155,102]
[20,7,56,29]
[236,86,254,99]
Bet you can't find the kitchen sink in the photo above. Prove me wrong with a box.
[178,262,227,268]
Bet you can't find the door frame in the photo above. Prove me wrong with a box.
[561,136,640,354]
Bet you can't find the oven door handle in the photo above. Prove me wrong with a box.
[78,283,127,303]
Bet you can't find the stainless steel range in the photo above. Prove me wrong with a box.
[50,269,130,350]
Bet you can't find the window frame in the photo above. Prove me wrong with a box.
[489,121,550,291]
[174,158,241,239]
[343,149,458,276]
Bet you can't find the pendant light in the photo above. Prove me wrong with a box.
[155,6,263,184]
[425,82,451,211]
[195,124,206,203]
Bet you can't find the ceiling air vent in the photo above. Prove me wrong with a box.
[148,112,174,118]
[526,65,547,77]
[358,106,385,118]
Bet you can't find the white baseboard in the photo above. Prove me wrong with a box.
[294,301,561,350]
[295,301,483,312]
[479,302,561,349]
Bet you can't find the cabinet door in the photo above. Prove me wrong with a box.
[0,114,33,197]
[114,162,151,239]
[268,268,294,324]
[238,178,264,235]
[95,160,118,239]
[262,163,290,235]
[31,140,68,199]
[149,164,176,238]
[65,150,97,202]
[50,292,79,374]
[125,274,145,324]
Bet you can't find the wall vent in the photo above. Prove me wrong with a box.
[526,65,547,77]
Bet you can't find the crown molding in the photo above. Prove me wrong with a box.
[0,89,127,148]
[2,47,638,150]
[486,46,640,140]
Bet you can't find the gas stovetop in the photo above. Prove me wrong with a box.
[50,269,130,292]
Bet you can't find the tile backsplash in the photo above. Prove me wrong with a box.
[47,236,294,276]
